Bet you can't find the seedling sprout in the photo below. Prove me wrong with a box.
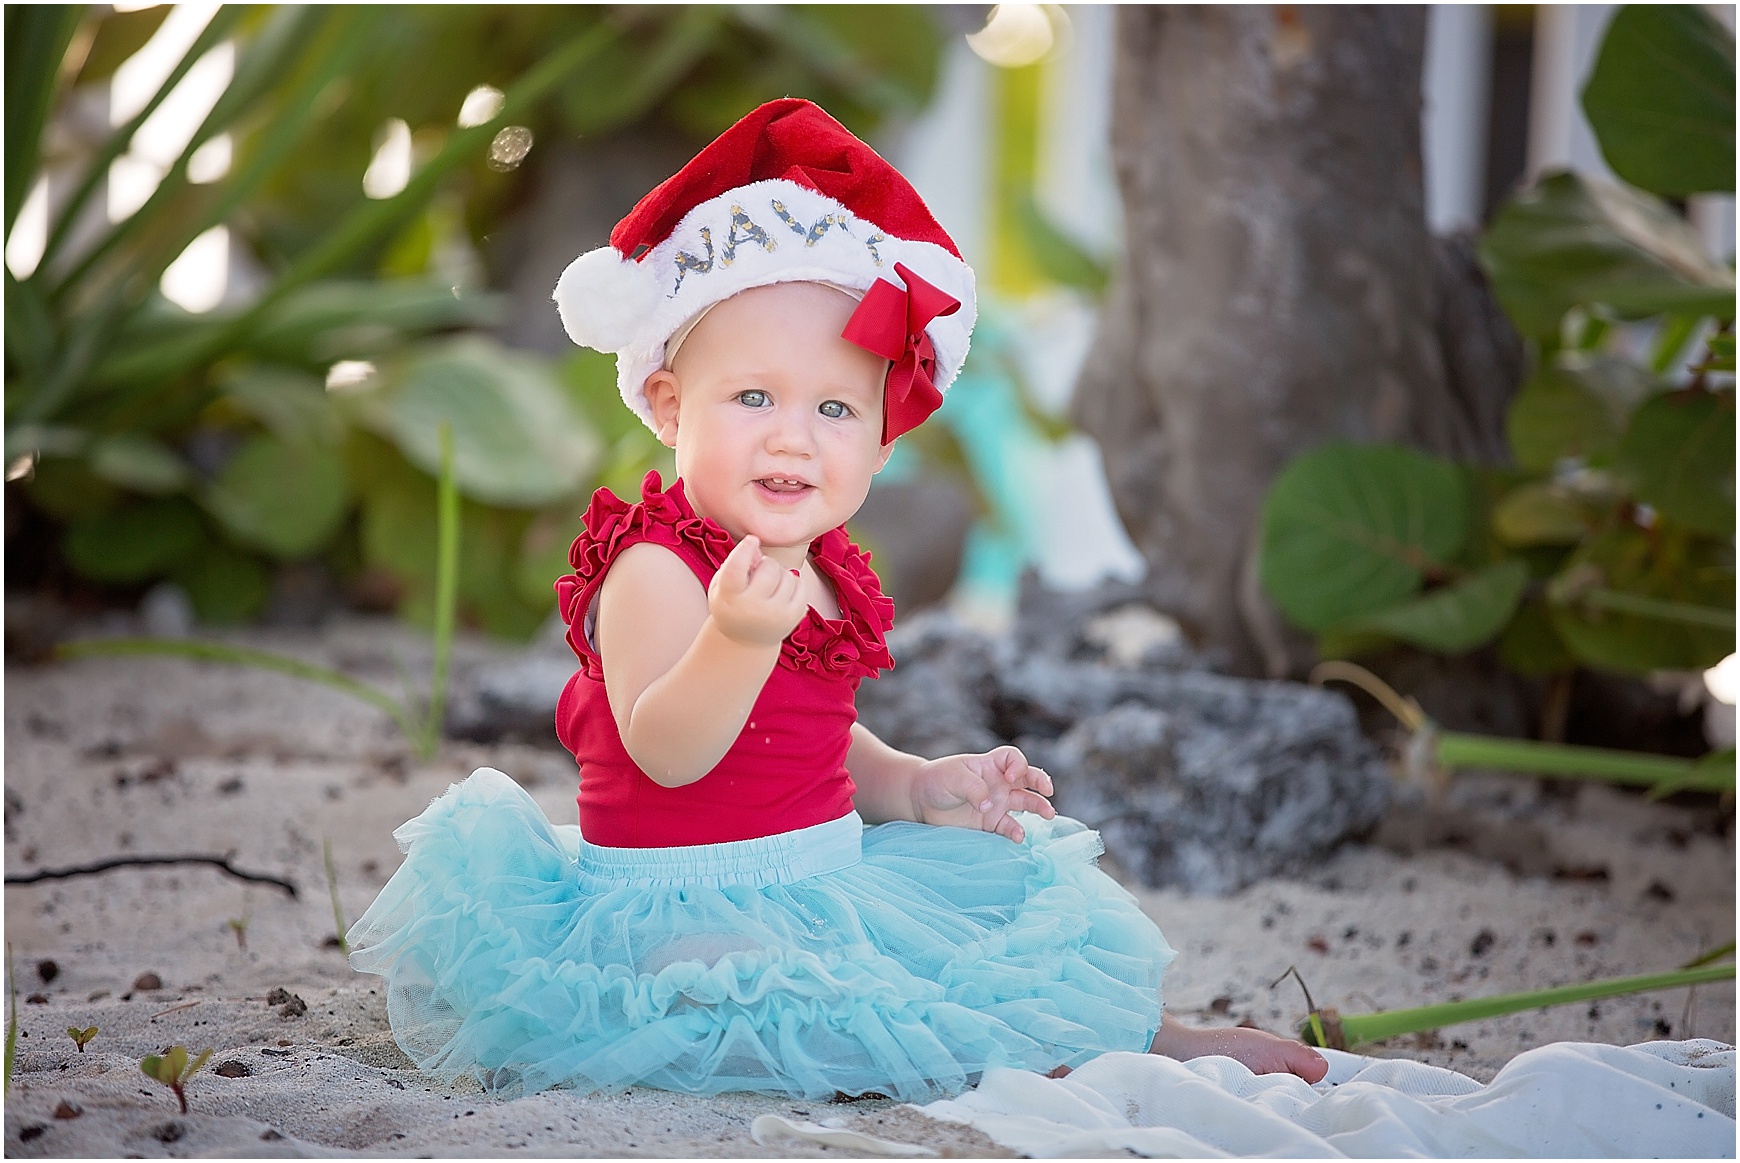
[67,1026,98,1053]
[140,1044,214,1114]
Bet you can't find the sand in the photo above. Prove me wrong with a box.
[4,615,1733,1157]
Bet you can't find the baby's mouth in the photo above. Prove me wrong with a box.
[756,477,813,495]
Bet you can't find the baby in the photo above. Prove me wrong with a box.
[349,98,1324,1101]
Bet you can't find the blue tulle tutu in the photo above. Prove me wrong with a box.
[347,768,1174,1101]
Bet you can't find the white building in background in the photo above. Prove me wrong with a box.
[895,3,1737,624]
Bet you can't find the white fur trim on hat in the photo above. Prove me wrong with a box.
[551,178,977,433]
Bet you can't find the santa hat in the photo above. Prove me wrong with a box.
[553,98,976,443]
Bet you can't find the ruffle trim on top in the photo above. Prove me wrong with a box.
[554,470,894,682]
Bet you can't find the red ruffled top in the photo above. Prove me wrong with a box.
[554,471,895,846]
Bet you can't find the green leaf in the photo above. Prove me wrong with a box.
[1480,171,1736,340]
[516,510,576,610]
[4,5,83,231]
[170,542,272,625]
[1582,5,1736,197]
[63,499,205,583]
[242,280,501,367]
[1499,597,1579,675]
[376,336,600,508]
[87,434,192,496]
[221,365,342,448]
[1492,483,1591,546]
[1704,333,1737,373]
[1015,192,1110,292]
[1506,367,1624,472]
[72,6,170,85]
[1341,559,1530,654]
[1616,388,1736,536]
[27,456,120,521]
[1548,524,1735,673]
[204,433,351,559]
[1647,747,1735,800]
[1259,443,1468,633]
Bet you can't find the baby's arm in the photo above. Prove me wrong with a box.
[597,535,805,787]
[847,724,1056,843]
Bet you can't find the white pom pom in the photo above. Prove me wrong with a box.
[553,246,662,353]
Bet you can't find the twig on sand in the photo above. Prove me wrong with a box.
[4,854,298,898]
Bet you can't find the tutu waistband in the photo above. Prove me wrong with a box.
[575,810,864,890]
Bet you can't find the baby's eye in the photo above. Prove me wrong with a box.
[736,389,770,409]
[818,400,851,419]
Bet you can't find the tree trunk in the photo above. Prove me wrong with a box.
[1075,6,1522,678]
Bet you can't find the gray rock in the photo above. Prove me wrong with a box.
[855,610,1003,759]
[445,651,577,746]
[1030,670,1390,894]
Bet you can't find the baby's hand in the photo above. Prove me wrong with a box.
[911,746,1056,843]
[707,535,807,647]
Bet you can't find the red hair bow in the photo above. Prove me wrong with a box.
[841,262,961,444]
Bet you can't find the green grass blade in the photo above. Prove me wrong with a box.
[1683,941,1736,970]
[1577,587,1737,631]
[76,20,620,395]
[323,838,348,956]
[38,5,250,278]
[48,7,340,305]
[4,943,17,1096]
[5,5,84,231]
[1317,963,1736,1049]
[423,421,461,760]
[1435,732,1723,788]
[56,637,419,741]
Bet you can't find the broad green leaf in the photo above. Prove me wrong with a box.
[1492,483,1591,546]
[26,457,118,521]
[1341,559,1530,654]
[1582,5,1736,197]
[1704,333,1737,373]
[62,499,205,583]
[204,433,350,559]
[1506,366,1625,471]
[72,6,170,85]
[1259,443,1468,633]
[1479,171,1736,340]
[1499,597,1579,675]
[221,365,341,447]
[1549,524,1735,673]
[87,434,191,496]
[243,280,502,367]
[377,336,600,508]
[516,510,578,610]
[170,542,272,625]
[1616,388,1736,536]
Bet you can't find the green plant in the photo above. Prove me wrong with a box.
[1313,661,1735,799]
[67,1025,98,1053]
[140,1044,215,1114]
[323,836,348,956]
[1285,960,1735,1051]
[6,5,944,633]
[4,944,16,1096]
[60,423,462,759]
[1260,7,1733,683]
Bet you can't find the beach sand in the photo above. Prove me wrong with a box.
[5,617,1732,1157]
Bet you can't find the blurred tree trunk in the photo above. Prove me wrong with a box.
[1075,6,1522,678]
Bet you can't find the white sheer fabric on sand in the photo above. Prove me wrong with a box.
[919,1039,1734,1157]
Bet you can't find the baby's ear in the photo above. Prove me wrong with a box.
[643,369,681,447]
[872,438,896,474]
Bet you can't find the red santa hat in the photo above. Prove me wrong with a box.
[553,98,976,443]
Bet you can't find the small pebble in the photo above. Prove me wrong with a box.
[133,972,163,991]
[53,1100,82,1120]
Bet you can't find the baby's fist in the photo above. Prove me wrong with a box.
[707,535,806,647]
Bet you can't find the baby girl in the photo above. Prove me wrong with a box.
[349,98,1325,1100]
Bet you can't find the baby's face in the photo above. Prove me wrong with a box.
[645,282,892,556]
